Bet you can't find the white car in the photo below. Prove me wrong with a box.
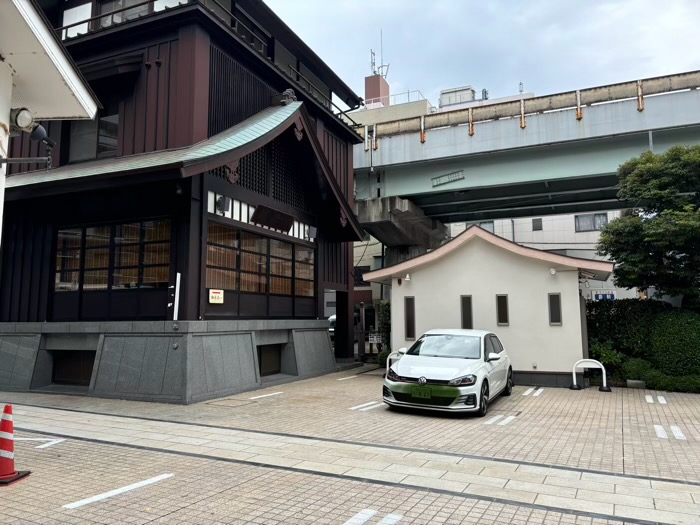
[383,329,512,416]
[328,314,336,340]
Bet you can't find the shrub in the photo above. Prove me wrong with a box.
[649,310,700,376]
[622,358,700,393]
[622,358,652,380]
[587,299,673,358]
[590,340,624,368]
[377,300,391,353]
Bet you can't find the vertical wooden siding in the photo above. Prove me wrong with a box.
[0,208,53,322]
[7,121,64,176]
[208,44,276,136]
[320,129,350,200]
[7,39,180,173]
[121,39,180,155]
[318,238,349,290]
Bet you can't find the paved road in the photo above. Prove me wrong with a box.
[3,367,700,524]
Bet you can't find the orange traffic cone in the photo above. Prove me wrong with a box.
[0,405,30,485]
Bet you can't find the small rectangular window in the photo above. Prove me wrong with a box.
[532,218,542,231]
[479,221,494,233]
[496,295,509,325]
[405,297,416,339]
[460,295,473,329]
[575,213,608,232]
[549,293,562,325]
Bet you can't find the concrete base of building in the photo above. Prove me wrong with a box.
[0,320,337,404]
[513,371,587,388]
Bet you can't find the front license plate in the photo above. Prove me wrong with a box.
[411,386,431,399]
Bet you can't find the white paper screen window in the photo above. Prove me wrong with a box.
[62,4,91,40]
[207,191,215,214]
[233,200,240,221]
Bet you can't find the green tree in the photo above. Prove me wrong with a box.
[598,145,700,302]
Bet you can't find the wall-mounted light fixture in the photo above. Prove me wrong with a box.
[405,274,411,281]
[10,108,35,131]
[549,268,557,275]
[1,109,55,167]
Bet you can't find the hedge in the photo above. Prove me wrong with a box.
[377,300,391,353]
[587,299,673,358]
[649,311,700,376]
[622,358,700,393]
[587,299,700,393]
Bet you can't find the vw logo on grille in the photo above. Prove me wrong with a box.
[418,377,427,385]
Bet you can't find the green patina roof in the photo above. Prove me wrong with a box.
[7,101,303,189]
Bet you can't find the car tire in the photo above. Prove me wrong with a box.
[503,368,513,396]
[477,381,489,417]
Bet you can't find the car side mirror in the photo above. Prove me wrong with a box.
[398,347,407,355]
[487,352,500,361]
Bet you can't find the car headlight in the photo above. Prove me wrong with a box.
[386,368,400,382]
[448,374,477,386]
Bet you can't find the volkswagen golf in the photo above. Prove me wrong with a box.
[383,329,512,416]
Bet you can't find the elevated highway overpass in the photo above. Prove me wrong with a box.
[352,71,700,252]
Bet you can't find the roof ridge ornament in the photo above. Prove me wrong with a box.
[272,89,298,106]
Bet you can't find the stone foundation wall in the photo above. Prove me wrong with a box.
[0,320,334,404]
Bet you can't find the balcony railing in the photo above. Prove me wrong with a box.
[56,0,359,129]
[57,0,269,57]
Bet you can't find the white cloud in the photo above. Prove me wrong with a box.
[263,0,700,103]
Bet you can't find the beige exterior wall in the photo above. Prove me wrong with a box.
[449,211,638,301]
[390,237,584,374]
[346,100,432,126]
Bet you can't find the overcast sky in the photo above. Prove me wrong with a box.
[264,0,700,106]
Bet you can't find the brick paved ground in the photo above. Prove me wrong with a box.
[3,367,699,480]
[6,436,629,525]
[3,368,700,523]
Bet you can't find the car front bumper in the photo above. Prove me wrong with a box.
[383,380,481,412]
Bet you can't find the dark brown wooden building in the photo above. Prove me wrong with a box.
[0,0,363,403]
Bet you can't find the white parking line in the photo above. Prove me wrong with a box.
[533,388,545,397]
[484,415,503,425]
[670,426,686,440]
[497,416,516,426]
[658,396,667,404]
[358,402,384,412]
[63,474,174,509]
[377,514,403,524]
[645,395,654,404]
[342,509,377,525]
[15,438,65,449]
[248,392,284,400]
[522,388,535,396]
[654,425,668,439]
[350,401,380,411]
[337,376,358,381]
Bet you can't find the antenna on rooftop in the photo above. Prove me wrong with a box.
[370,32,390,78]
[519,81,524,94]
[378,29,390,79]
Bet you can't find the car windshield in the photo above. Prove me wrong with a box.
[406,334,481,359]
